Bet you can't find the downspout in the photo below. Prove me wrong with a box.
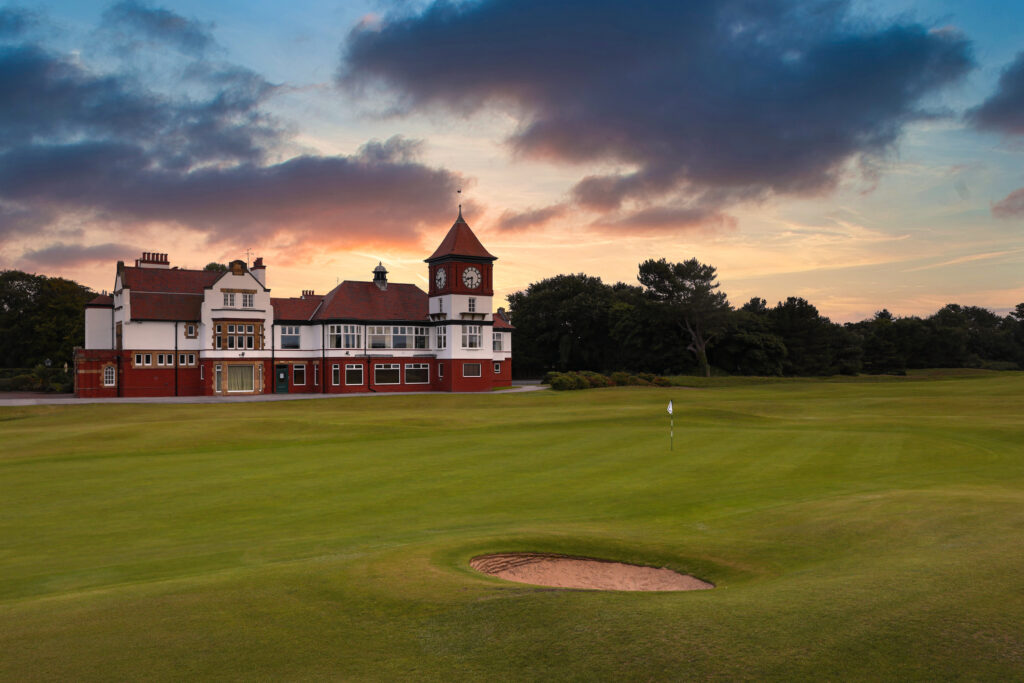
[321,323,326,394]
[366,322,375,392]
[174,321,179,396]
[271,322,275,390]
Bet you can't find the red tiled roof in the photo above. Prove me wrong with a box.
[121,267,221,294]
[86,294,113,307]
[493,311,514,329]
[130,293,203,321]
[426,212,496,261]
[315,281,428,321]
[271,296,324,321]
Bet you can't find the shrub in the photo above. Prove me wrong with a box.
[651,376,671,387]
[0,378,11,391]
[628,375,651,386]
[542,371,562,385]
[609,371,630,386]
[548,373,578,391]
[10,374,40,391]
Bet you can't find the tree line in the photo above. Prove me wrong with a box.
[507,259,1024,378]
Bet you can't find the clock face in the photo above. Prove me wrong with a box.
[462,266,482,289]
[435,268,446,289]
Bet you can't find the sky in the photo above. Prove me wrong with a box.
[1,0,1023,322]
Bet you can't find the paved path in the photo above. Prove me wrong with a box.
[0,383,547,407]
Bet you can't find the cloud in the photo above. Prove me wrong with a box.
[0,5,464,250]
[20,242,139,267]
[992,188,1024,219]
[100,1,215,55]
[0,136,462,243]
[590,205,737,234]
[968,51,1024,135]
[340,0,973,216]
[496,203,567,231]
[0,7,36,39]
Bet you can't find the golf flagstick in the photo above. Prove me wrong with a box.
[667,399,674,451]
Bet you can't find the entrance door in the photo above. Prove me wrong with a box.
[275,365,289,393]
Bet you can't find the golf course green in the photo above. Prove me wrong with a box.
[2,370,1023,680]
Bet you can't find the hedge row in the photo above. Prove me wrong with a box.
[543,370,672,390]
[0,367,73,393]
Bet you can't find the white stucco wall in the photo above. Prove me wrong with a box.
[85,307,113,349]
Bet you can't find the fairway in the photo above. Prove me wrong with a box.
[2,372,1024,680]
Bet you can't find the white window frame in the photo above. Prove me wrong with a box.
[134,353,143,366]
[293,364,306,386]
[332,363,341,386]
[463,362,482,378]
[314,364,319,386]
[103,365,116,387]
[281,325,300,349]
[374,363,400,385]
[215,364,222,392]
[345,364,363,386]
[405,363,429,384]
[368,325,390,349]
[436,326,447,349]
[438,363,444,378]
[461,325,481,349]
[144,353,152,366]
[468,297,476,313]
[223,292,235,307]
[493,332,503,351]
[494,362,501,374]
[242,293,254,308]
[328,324,343,349]
[226,364,255,393]
[343,324,362,349]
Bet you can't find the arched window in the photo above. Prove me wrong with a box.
[103,365,116,387]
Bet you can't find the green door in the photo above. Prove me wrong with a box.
[275,365,289,393]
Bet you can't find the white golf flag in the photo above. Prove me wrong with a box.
[667,400,673,415]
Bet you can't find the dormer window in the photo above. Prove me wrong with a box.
[223,292,235,307]
[242,293,254,308]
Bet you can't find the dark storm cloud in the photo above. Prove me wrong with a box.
[101,1,215,55]
[968,51,1024,135]
[0,4,462,247]
[341,0,973,218]
[21,242,139,267]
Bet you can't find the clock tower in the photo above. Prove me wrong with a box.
[426,208,497,377]
[426,207,496,298]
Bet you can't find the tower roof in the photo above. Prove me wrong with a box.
[425,209,496,262]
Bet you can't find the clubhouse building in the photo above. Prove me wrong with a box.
[74,211,512,397]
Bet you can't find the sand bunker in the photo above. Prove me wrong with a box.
[470,553,713,592]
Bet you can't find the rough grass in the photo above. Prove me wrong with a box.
[2,371,1023,680]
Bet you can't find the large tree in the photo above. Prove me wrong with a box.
[0,270,95,368]
[637,258,730,377]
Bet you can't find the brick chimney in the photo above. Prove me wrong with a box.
[301,290,315,299]
[135,252,170,269]
[251,256,266,287]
